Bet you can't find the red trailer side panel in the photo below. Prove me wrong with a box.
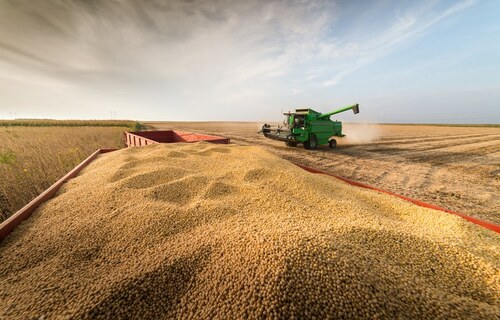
[124,130,229,147]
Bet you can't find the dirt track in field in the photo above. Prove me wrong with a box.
[147,122,500,225]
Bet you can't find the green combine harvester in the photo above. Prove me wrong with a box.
[260,104,359,150]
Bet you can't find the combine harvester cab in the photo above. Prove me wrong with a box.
[261,104,359,150]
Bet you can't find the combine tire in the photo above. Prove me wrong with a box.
[329,139,337,149]
[304,135,318,150]
[285,141,298,147]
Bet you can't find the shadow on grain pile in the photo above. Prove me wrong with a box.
[0,142,499,319]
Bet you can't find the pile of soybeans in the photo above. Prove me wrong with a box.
[0,143,499,319]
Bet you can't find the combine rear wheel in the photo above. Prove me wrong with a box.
[285,141,298,147]
[329,139,337,149]
[304,134,318,150]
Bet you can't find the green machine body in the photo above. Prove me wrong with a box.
[260,104,359,150]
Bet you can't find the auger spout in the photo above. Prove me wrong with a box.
[317,104,359,120]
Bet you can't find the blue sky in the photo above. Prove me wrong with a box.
[0,0,499,123]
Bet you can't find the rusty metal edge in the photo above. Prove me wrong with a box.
[294,163,500,234]
[0,148,118,241]
[125,130,230,146]
[124,131,159,147]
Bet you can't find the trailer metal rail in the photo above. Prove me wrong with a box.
[124,130,230,147]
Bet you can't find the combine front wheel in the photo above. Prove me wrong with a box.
[304,135,318,150]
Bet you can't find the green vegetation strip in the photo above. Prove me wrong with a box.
[0,151,16,165]
[0,120,146,131]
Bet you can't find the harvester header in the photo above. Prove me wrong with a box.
[260,103,360,150]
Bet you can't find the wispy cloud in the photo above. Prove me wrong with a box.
[0,0,487,120]
[321,0,479,86]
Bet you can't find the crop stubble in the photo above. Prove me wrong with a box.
[0,143,498,319]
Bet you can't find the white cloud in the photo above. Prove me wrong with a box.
[0,0,481,120]
[321,0,478,87]
[322,79,338,87]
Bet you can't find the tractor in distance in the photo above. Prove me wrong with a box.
[260,104,359,150]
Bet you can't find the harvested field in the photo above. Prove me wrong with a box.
[148,122,500,225]
[1,143,498,319]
